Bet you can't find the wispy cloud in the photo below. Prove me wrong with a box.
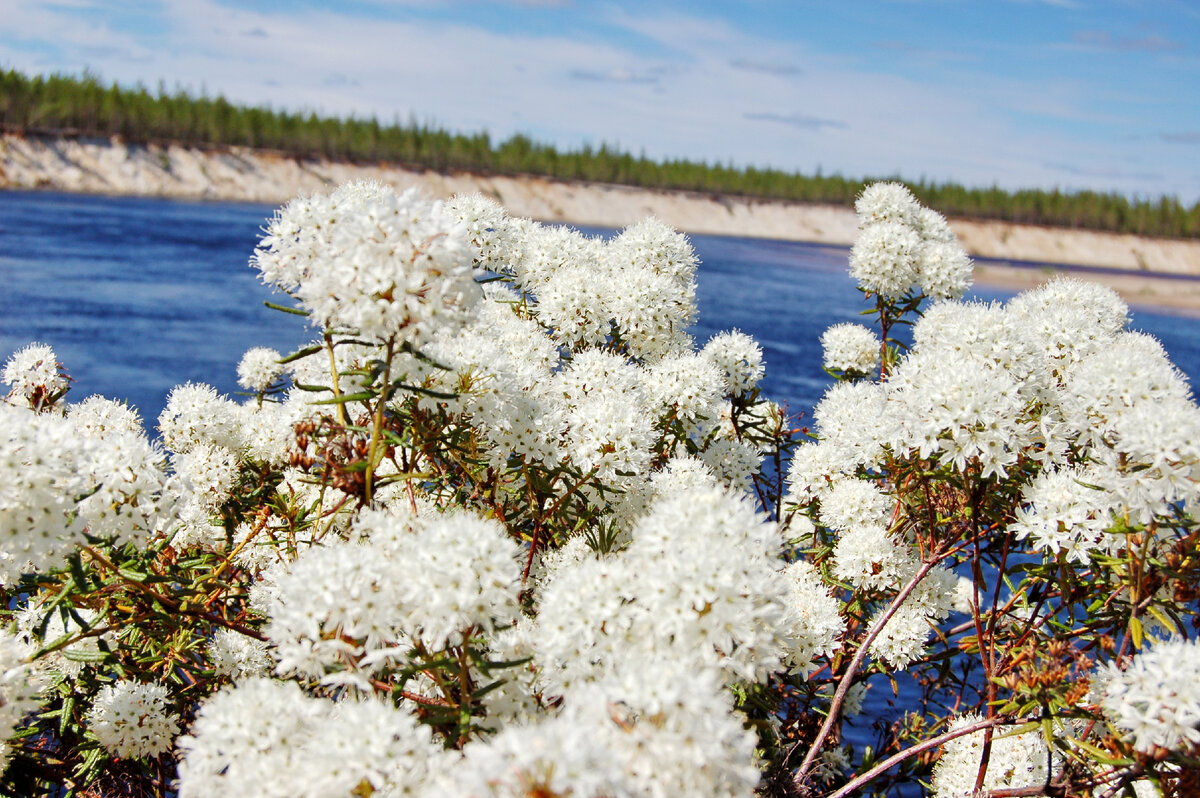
[1070,30,1183,53]
[873,41,973,63]
[728,58,801,77]
[322,73,360,88]
[569,68,659,84]
[1043,161,1164,182]
[1006,0,1083,9]
[1162,131,1200,145]
[2,0,1197,201]
[744,112,847,131]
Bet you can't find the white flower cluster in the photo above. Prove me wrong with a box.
[504,215,699,360]
[534,486,793,689]
[253,181,481,345]
[849,182,972,299]
[820,322,881,376]
[0,395,175,584]
[703,330,766,396]
[404,203,766,506]
[2,342,69,409]
[208,628,273,682]
[265,508,522,689]
[86,680,179,759]
[15,603,114,683]
[781,560,846,674]
[794,277,1200,565]
[177,678,441,798]
[236,346,285,392]
[932,713,1051,798]
[0,632,40,774]
[1102,637,1200,754]
[436,656,762,798]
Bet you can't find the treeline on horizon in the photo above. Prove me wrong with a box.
[3,67,1198,239]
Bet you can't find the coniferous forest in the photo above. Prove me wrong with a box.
[2,67,1197,239]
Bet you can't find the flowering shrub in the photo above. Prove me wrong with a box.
[1,180,1198,797]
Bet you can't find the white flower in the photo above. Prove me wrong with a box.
[177,678,440,798]
[76,426,177,545]
[849,220,920,298]
[1005,277,1128,379]
[68,395,144,438]
[236,347,284,392]
[821,323,881,375]
[702,330,765,396]
[697,433,763,488]
[446,192,516,274]
[87,680,179,759]
[3,343,68,409]
[867,566,957,669]
[0,631,41,772]
[884,351,1032,478]
[208,628,272,682]
[856,182,922,228]
[832,522,917,593]
[781,560,845,674]
[1009,465,1121,563]
[267,508,522,685]
[818,476,893,532]
[641,352,724,433]
[0,407,95,582]
[932,713,1051,798]
[253,182,481,346]
[173,443,239,511]
[812,380,887,465]
[441,655,761,798]
[786,441,859,505]
[851,184,972,299]
[15,602,114,681]
[918,239,973,300]
[535,486,791,690]
[158,382,244,454]
[1102,637,1200,754]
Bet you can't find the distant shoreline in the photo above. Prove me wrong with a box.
[5,133,1200,310]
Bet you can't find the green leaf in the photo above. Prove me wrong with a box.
[1145,604,1175,633]
[278,343,325,364]
[1068,736,1130,767]
[1129,616,1144,650]
[59,694,74,735]
[264,300,310,316]
[292,381,332,393]
[61,645,109,663]
[311,390,376,405]
[117,567,147,583]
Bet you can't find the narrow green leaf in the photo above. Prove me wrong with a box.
[61,646,109,663]
[279,344,325,364]
[117,567,147,583]
[264,300,310,316]
[311,390,376,405]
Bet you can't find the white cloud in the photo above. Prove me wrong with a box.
[0,0,1195,201]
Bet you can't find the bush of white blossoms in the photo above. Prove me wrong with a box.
[1,179,1198,797]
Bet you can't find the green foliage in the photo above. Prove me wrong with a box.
[2,67,1197,238]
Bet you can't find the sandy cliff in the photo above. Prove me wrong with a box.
[4,134,1200,309]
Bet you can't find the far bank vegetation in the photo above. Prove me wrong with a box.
[2,67,1197,239]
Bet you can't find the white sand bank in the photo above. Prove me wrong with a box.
[4,134,1200,309]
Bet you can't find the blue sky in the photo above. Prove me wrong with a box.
[2,0,1198,201]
